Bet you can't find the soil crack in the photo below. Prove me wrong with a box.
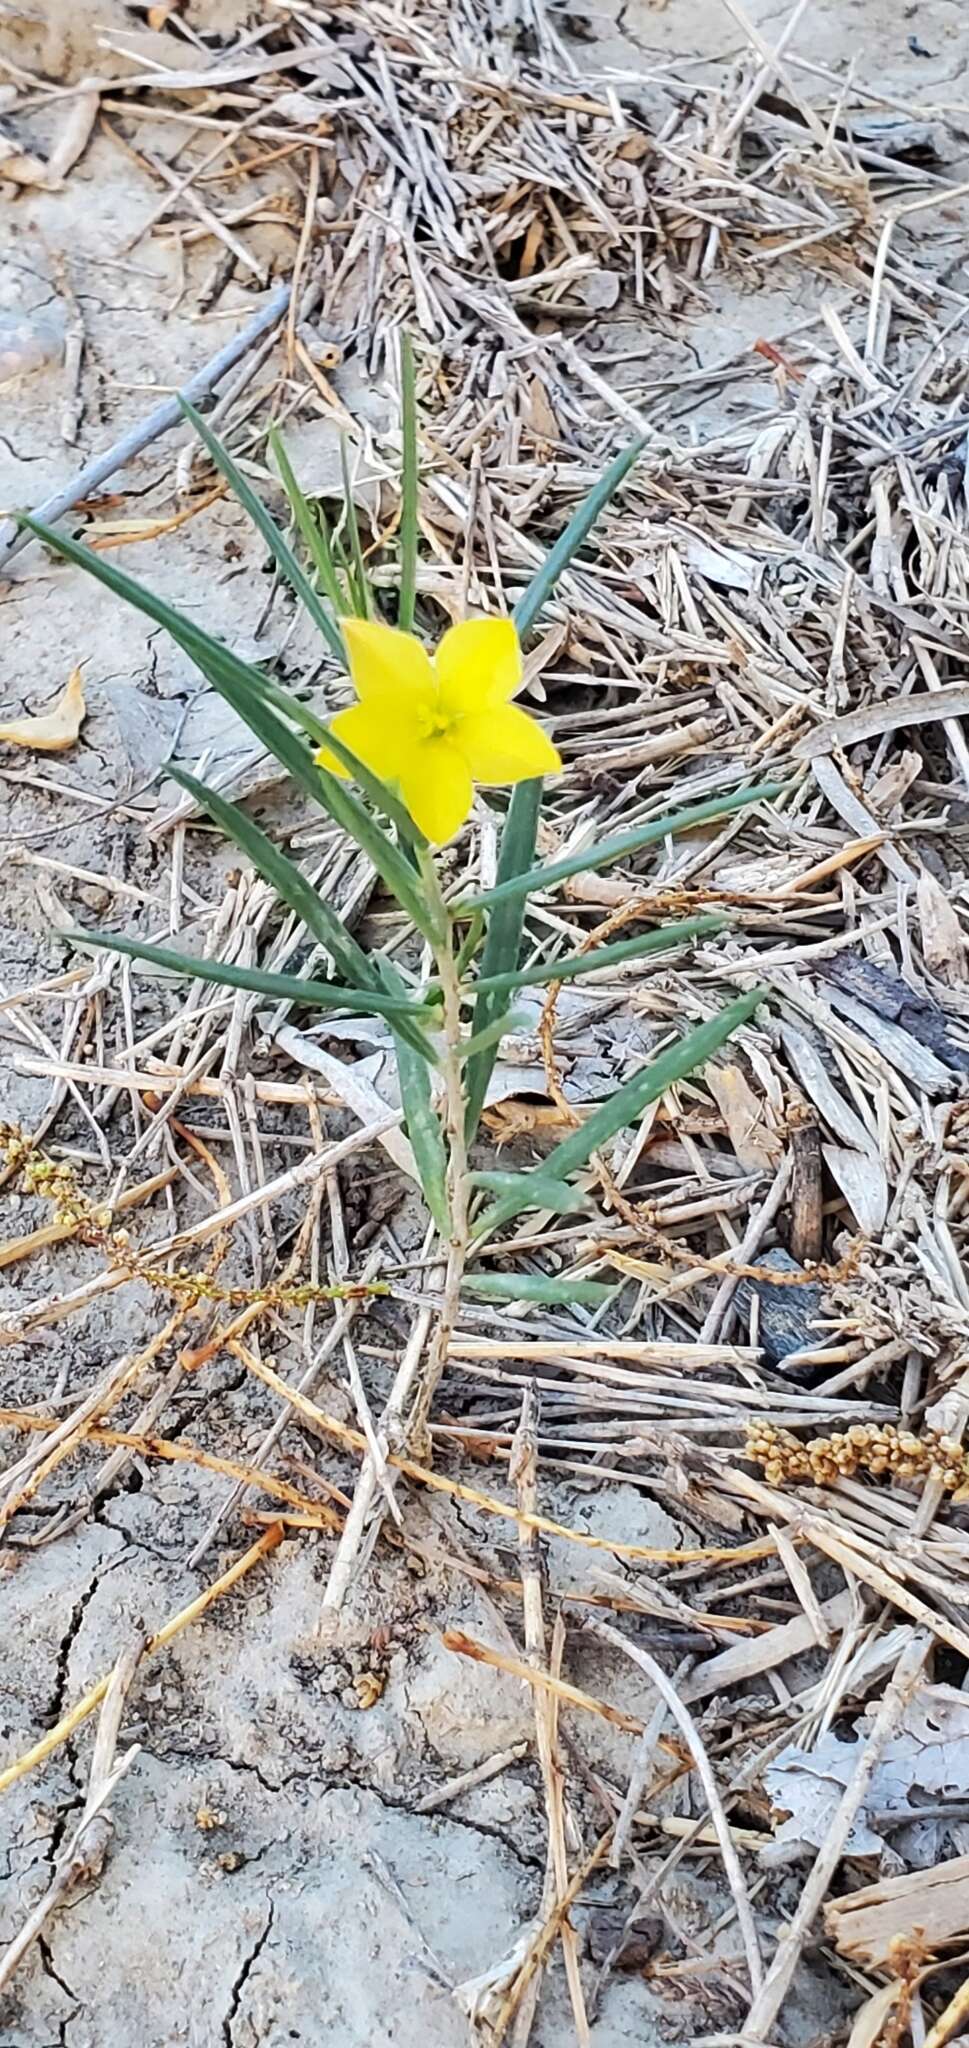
[222,1900,274,2046]
[48,1570,103,1730]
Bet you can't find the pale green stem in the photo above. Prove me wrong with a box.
[406,898,470,1454]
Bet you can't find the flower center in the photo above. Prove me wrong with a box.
[416,702,457,742]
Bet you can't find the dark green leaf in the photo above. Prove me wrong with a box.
[21,516,332,748]
[68,929,439,1037]
[269,428,348,631]
[398,334,419,634]
[312,756,444,943]
[462,437,648,1139]
[454,911,484,977]
[469,1172,584,1231]
[463,778,542,1143]
[375,956,450,1238]
[393,1030,450,1235]
[512,436,645,642]
[180,399,344,660]
[204,687,437,956]
[473,989,766,1236]
[340,440,372,620]
[469,915,725,998]
[21,517,439,940]
[460,785,784,915]
[170,766,376,991]
[169,777,439,1061]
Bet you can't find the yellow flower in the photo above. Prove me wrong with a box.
[316,616,561,843]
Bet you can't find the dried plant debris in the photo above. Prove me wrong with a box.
[6,0,969,2042]
[826,1852,969,1968]
[0,666,86,751]
[766,1685,969,1869]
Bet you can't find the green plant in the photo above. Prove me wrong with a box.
[22,338,778,1444]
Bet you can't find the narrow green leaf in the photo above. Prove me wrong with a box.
[468,915,725,998]
[26,510,417,866]
[340,440,372,620]
[68,929,439,1037]
[398,334,419,633]
[469,1172,583,1226]
[178,642,416,870]
[461,438,648,1139]
[270,428,348,628]
[331,528,360,613]
[22,516,332,746]
[190,654,331,810]
[180,398,346,661]
[18,518,438,941]
[459,1009,530,1059]
[169,775,439,1062]
[170,766,376,991]
[146,575,430,894]
[394,1030,451,1235]
[473,989,765,1237]
[454,912,484,978]
[463,1274,617,1307]
[375,957,451,1239]
[162,634,422,917]
[312,756,444,944]
[460,785,784,915]
[463,779,542,1143]
[316,720,428,851]
[512,436,645,642]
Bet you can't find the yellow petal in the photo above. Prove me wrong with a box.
[455,704,561,784]
[342,617,435,704]
[434,617,522,716]
[0,666,85,753]
[399,740,473,843]
[316,702,418,782]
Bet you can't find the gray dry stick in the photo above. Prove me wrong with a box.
[583,1613,765,1996]
[793,683,969,757]
[742,1633,930,2042]
[0,278,292,571]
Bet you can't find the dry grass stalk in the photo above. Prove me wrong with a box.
[743,1634,930,2043]
[582,1613,764,1995]
[0,1524,283,1797]
[231,1343,776,1564]
[0,1406,346,1529]
[826,1853,969,1971]
[0,1639,144,1993]
[442,1628,645,1738]
[508,1387,589,2044]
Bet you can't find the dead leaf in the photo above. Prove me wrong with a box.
[0,90,97,190]
[766,1682,969,1867]
[0,132,48,187]
[705,1061,782,1172]
[847,1980,901,2048]
[794,684,969,759]
[46,90,99,185]
[271,1025,420,1183]
[821,1142,889,1236]
[0,667,86,752]
[918,868,968,985]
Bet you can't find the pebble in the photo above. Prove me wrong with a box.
[737,1245,822,1368]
